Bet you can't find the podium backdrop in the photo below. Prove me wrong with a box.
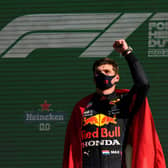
[0,0,167,167]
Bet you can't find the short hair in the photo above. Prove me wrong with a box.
[92,57,119,74]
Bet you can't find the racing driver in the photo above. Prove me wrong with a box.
[63,39,166,168]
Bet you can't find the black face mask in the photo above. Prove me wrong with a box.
[94,72,116,90]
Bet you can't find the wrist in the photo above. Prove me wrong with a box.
[122,46,133,56]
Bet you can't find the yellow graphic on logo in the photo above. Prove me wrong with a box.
[109,98,120,105]
[83,114,117,127]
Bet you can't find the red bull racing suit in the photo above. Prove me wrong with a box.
[81,53,150,168]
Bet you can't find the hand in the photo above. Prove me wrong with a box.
[113,39,129,54]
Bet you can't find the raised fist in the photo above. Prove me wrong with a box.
[113,39,129,54]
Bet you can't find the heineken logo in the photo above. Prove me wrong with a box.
[24,100,65,131]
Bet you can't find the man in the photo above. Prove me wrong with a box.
[63,39,166,168]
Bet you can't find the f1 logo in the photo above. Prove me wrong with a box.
[0,13,152,58]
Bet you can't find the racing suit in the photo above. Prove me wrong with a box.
[63,52,166,168]
[82,53,150,168]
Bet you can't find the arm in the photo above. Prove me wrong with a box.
[113,39,150,114]
[125,52,150,113]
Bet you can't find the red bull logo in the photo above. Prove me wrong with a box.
[81,127,121,141]
[83,114,117,127]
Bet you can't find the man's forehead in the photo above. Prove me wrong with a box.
[96,64,113,70]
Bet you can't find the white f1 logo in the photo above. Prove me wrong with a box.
[0,13,152,58]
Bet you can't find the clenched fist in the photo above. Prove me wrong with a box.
[113,39,132,56]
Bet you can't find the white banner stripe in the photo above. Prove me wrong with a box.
[2,33,99,58]
[80,13,152,57]
[0,13,120,56]
[150,13,168,21]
